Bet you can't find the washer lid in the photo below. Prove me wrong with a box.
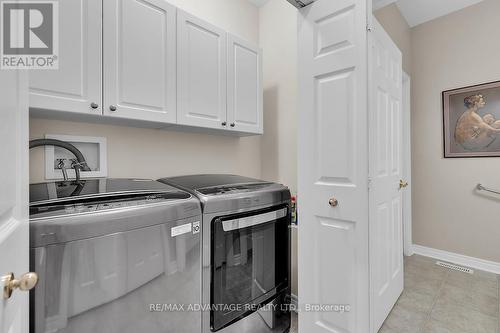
[159,174,272,194]
[29,178,196,220]
[29,179,202,245]
[30,178,186,206]
[158,174,290,214]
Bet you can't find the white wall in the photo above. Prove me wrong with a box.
[260,0,298,193]
[166,0,259,42]
[29,0,261,183]
[29,118,262,181]
[411,0,500,262]
[259,0,298,295]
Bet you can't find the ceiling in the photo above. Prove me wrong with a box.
[374,0,485,27]
[247,0,485,27]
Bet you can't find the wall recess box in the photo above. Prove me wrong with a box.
[44,134,107,180]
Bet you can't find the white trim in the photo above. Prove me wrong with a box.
[412,244,500,275]
[402,72,413,257]
[0,217,21,244]
[290,294,298,313]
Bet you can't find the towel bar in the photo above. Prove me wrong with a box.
[476,183,500,195]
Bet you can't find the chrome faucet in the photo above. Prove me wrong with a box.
[56,159,69,181]
[30,139,91,183]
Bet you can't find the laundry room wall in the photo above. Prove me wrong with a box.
[259,0,298,195]
[411,0,500,262]
[29,118,262,182]
[259,0,299,296]
[29,0,262,183]
[376,0,500,263]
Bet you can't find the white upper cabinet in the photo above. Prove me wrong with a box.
[103,0,177,123]
[177,10,228,130]
[227,34,263,134]
[29,0,102,115]
[28,1,262,135]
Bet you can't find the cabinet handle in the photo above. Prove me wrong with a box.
[230,123,235,127]
[90,102,99,109]
[109,105,117,112]
[221,122,227,126]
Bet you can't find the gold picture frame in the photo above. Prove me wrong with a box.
[443,80,500,158]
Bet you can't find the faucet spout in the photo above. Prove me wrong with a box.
[56,159,69,181]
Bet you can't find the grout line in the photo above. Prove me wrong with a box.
[417,267,450,333]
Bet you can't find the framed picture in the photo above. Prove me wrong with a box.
[443,80,500,158]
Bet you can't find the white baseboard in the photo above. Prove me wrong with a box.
[290,294,298,313]
[404,243,414,257]
[412,244,500,275]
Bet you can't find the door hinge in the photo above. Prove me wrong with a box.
[368,177,372,190]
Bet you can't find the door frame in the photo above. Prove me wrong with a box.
[402,72,413,256]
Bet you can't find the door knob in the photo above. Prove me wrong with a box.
[90,102,99,109]
[221,122,227,126]
[109,105,117,112]
[230,123,235,127]
[399,179,409,190]
[2,272,38,299]
[328,197,339,207]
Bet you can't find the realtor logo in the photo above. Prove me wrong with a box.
[1,1,58,69]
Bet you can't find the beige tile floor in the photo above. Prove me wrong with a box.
[291,255,499,333]
[380,254,499,333]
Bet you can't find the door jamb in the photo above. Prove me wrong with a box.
[402,71,413,256]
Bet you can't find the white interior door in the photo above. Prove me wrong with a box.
[29,0,102,115]
[0,70,30,332]
[177,10,227,130]
[368,17,404,333]
[103,0,177,123]
[298,0,370,332]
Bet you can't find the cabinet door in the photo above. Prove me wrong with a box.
[177,10,227,130]
[29,0,102,115]
[227,35,263,134]
[103,0,176,123]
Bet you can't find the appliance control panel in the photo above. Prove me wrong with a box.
[62,195,165,213]
[30,193,188,219]
[197,183,271,196]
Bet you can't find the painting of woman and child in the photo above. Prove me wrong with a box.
[443,80,500,157]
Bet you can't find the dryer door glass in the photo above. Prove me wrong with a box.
[211,205,290,331]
